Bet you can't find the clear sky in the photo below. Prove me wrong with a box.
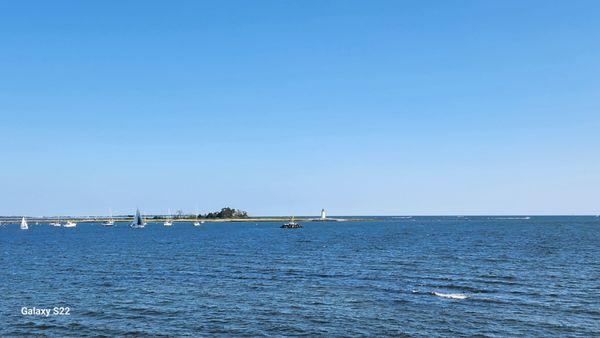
[1,1,599,216]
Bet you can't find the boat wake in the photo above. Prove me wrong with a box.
[432,292,469,300]
[491,216,531,220]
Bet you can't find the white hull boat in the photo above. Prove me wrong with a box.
[63,221,77,228]
[130,209,146,228]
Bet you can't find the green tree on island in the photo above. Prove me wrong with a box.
[203,207,248,219]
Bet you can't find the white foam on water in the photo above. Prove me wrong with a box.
[432,292,469,300]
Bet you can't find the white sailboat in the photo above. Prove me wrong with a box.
[164,209,173,227]
[64,220,77,228]
[193,206,201,226]
[130,209,146,228]
[102,209,115,227]
[20,217,29,230]
[50,216,61,227]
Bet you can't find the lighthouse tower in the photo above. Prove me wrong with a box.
[320,209,326,220]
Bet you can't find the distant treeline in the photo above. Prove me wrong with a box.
[149,207,248,219]
[203,207,248,219]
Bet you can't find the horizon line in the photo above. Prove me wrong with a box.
[1,213,599,218]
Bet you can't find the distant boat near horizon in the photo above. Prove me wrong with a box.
[50,216,61,227]
[20,217,28,230]
[281,216,302,229]
[63,220,77,228]
[193,206,202,226]
[164,209,173,227]
[130,209,146,228]
[102,209,115,227]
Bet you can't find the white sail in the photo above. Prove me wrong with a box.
[20,217,28,230]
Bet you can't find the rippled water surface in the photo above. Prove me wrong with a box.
[1,217,599,336]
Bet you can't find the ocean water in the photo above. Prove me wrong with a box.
[1,217,599,337]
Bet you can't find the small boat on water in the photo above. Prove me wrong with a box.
[192,206,202,226]
[130,209,146,228]
[63,220,77,228]
[50,217,61,227]
[102,209,115,226]
[281,216,302,229]
[20,217,29,230]
[164,209,173,227]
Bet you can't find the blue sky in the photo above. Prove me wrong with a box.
[1,1,599,216]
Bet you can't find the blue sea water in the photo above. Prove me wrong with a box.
[1,217,599,337]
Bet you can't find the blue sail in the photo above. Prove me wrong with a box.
[130,209,145,228]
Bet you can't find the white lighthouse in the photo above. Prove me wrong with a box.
[320,209,326,220]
